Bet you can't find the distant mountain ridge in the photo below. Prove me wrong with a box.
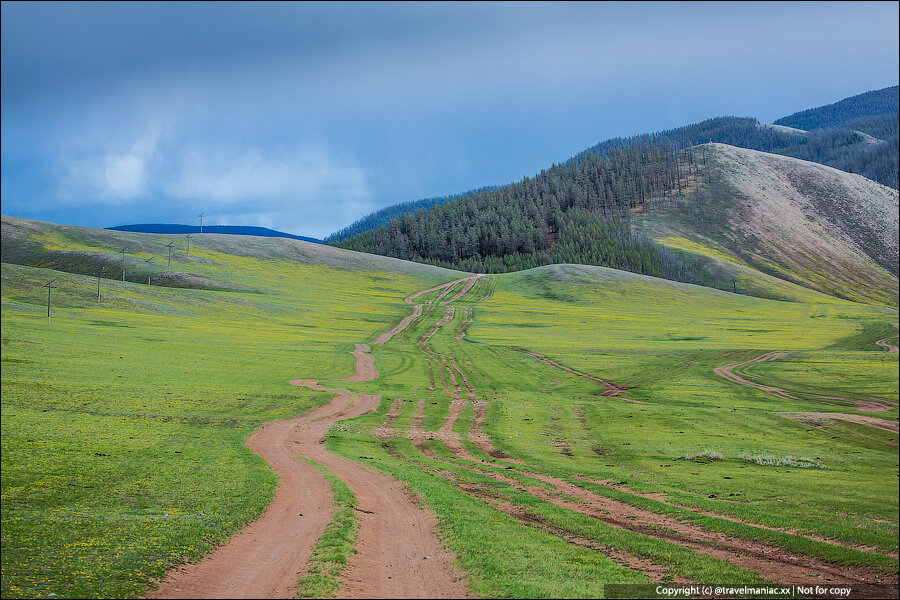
[108,223,321,243]
[774,85,899,130]
[330,86,898,244]
[334,85,899,306]
[324,186,497,244]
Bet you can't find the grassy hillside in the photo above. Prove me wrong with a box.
[326,263,897,596]
[108,223,322,244]
[3,217,897,598]
[0,215,459,598]
[637,144,899,306]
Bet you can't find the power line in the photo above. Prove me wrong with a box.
[43,278,57,322]
[120,248,127,281]
[145,257,155,285]
[93,271,102,303]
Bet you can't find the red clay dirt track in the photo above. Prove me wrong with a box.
[149,284,471,599]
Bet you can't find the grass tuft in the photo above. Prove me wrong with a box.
[677,449,725,462]
[737,453,828,469]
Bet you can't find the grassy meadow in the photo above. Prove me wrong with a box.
[327,264,898,594]
[2,217,898,598]
[1,218,457,598]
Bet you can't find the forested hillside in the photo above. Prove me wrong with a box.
[325,186,496,243]
[774,85,898,130]
[580,114,898,189]
[330,88,898,250]
[337,142,707,279]
[336,141,898,304]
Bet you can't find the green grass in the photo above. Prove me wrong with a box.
[319,261,896,595]
[1,217,459,599]
[295,459,358,599]
[3,216,898,598]
[327,433,649,598]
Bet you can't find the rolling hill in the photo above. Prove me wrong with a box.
[331,87,899,255]
[336,142,898,306]
[2,214,897,598]
[2,214,458,290]
[641,143,899,306]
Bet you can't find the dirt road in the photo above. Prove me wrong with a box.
[149,288,469,599]
[714,351,896,420]
[875,324,899,353]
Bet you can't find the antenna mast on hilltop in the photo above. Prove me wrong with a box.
[43,278,57,322]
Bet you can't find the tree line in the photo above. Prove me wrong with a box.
[336,141,706,280]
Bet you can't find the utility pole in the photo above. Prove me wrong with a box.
[94,272,102,303]
[146,257,155,285]
[185,233,192,257]
[43,278,57,322]
[198,211,205,234]
[120,248,127,281]
[166,242,175,270]
[732,278,736,294]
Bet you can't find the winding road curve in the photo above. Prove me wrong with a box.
[149,285,473,599]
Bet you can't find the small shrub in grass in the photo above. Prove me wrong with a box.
[738,453,828,469]
[677,449,725,462]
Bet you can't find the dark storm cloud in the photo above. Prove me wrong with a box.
[2,2,898,237]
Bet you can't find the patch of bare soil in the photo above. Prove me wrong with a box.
[404,276,475,304]
[148,397,346,599]
[418,307,455,346]
[375,304,423,346]
[375,398,404,441]
[341,344,378,382]
[440,275,482,305]
[456,308,473,341]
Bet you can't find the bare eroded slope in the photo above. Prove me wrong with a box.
[649,143,899,306]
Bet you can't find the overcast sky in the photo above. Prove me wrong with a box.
[2,1,898,238]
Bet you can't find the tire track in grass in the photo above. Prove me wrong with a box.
[713,351,897,431]
[588,478,900,558]
[395,290,897,588]
[511,347,644,401]
[875,323,899,353]
[391,281,704,583]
